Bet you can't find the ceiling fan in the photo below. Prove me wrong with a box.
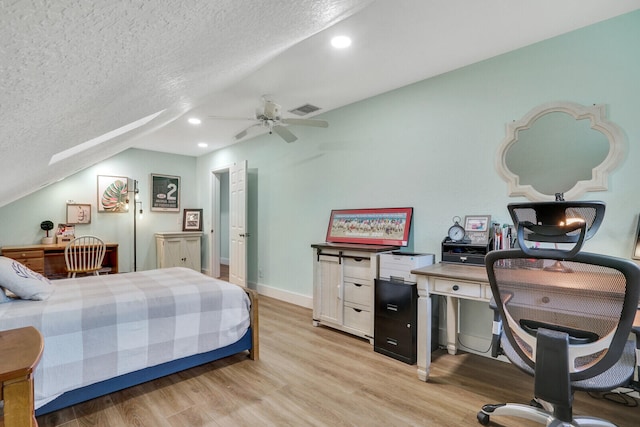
[209,99,329,143]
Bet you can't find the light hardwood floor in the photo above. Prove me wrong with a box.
[37,295,639,427]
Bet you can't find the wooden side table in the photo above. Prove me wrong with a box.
[0,327,44,427]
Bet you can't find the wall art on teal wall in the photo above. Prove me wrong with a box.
[97,175,128,213]
[150,173,180,212]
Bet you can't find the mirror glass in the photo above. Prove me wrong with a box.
[505,112,609,195]
[496,102,624,201]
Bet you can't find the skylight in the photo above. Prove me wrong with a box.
[49,110,165,165]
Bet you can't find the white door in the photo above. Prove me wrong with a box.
[229,160,248,287]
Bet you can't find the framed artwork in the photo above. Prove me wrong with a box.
[633,214,640,260]
[463,215,492,245]
[182,208,203,231]
[325,207,413,246]
[97,175,128,213]
[66,204,91,224]
[151,173,180,212]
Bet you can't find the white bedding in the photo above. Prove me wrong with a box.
[0,267,251,409]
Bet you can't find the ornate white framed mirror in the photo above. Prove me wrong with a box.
[496,101,625,201]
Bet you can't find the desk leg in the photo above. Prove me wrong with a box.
[445,296,459,355]
[416,292,431,381]
[3,374,37,427]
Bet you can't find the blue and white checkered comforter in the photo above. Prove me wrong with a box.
[0,267,251,409]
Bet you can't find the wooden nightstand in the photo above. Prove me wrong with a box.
[0,327,44,427]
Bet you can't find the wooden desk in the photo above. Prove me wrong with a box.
[0,327,44,427]
[412,263,490,381]
[1,243,119,279]
[412,262,640,386]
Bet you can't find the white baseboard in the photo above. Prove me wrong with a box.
[250,281,312,309]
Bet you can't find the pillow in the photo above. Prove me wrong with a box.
[0,256,54,300]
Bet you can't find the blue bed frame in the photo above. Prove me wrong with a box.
[36,327,253,416]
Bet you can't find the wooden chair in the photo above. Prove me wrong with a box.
[64,235,107,278]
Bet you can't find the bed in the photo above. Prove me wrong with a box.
[0,262,258,416]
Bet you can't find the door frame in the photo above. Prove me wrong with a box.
[210,164,232,278]
[210,161,247,284]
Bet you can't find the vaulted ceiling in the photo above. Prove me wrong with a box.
[2,0,639,207]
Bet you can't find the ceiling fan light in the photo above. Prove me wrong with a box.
[331,35,351,49]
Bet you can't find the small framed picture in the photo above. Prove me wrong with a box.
[182,208,203,231]
[464,215,492,245]
[633,214,640,260]
[66,204,91,224]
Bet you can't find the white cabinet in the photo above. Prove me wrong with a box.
[155,232,203,272]
[311,243,396,344]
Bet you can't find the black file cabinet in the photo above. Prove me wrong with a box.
[374,278,417,364]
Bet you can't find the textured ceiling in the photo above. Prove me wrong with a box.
[1,0,639,207]
[0,0,372,206]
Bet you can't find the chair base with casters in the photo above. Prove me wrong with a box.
[477,337,637,426]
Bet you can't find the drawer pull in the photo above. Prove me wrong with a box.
[352,308,362,313]
[386,338,398,346]
[353,257,364,262]
[354,283,363,287]
[452,285,459,291]
[406,323,411,328]
[386,304,398,312]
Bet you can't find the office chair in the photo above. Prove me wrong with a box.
[477,201,640,426]
[64,235,107,278]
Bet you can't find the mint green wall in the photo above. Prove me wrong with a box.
[196,11,640,297]
[0,149,198,272]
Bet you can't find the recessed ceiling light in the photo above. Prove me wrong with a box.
[198,142,208,148]
[188,117,201,125]
[331,35,351,49]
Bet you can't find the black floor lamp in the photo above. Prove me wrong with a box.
[128,179,143,271]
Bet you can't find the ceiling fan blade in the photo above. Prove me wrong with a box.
[272,125,298,143]
[208,115,257,121]
[234,123,262,140]
[281,118,329,128]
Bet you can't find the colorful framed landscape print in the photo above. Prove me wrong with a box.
[325,207,413,246]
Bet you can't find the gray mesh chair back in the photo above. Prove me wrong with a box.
[478,249,640,426]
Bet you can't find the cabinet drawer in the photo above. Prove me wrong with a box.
[20,258,45,273]
[374,318,416,363]
[375,279,415,322]
[344,303,371,333]
[344,281,371,307]
[343,257,371,280]
[433,279,482,298]
[4,249,44,259]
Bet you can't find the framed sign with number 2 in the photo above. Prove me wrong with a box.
[150,173,180,212]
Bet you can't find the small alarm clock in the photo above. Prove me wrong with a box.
[448,216,466,242]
